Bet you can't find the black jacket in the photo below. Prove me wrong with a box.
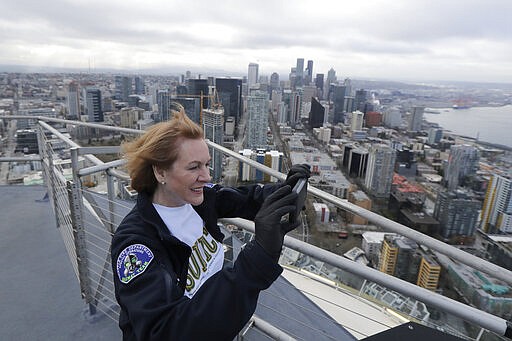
[111,183,282,340]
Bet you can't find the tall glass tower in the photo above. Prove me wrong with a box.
[247,90,269,149]
[444,144,479,190]
[202,108,224,182]
[248,63,259,87]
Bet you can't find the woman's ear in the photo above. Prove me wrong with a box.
[152,165,165,183]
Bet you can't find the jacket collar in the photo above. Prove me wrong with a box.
[136,189,224,243]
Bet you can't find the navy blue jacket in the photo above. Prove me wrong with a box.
[111,183,282,340]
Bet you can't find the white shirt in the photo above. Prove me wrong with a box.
[153,203,224,298]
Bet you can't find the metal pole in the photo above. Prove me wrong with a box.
[221,218,511,338]
[68,147,95,315]
[210,139,512,285]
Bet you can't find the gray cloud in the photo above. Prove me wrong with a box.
[0,0,511,82]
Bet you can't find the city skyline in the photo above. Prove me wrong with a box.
[1,0,512,83]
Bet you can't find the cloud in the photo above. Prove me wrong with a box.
[0,0,511,82]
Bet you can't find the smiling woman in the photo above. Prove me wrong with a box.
[111,103,311,340]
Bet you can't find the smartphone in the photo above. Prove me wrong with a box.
[290,178,308,224]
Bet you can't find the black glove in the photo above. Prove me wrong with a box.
[285,164,311,189]
[254,185,299,262]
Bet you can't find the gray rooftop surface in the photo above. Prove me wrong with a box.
[0,185,121,340]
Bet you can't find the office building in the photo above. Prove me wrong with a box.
[428,128,443,145]
[248,63,259,88]
[84,88,103,122]
[326,68,336,88]
[295,58,304,87]
[173,97,201,125]
[315,73,324,99]
[354,89,367,112]
[247,91,268,149]
[305,60,313,85]
[186,79,209,109]
[416,255,441,291]
[379,235,420,283]
[309,97,326,128]
[331,85,347,124]
[216,78,242,123]
[202,108,224,181]
[269,72,280,96]
[157,90,170,122]
[365,144,396,198]
[365,111,382,127]
[481,174,512,233]
[408,106,424,132]
[66,81,80,120]
[383,107,402,128]
[348,147,368,178]
[115,76,131,102]
[434,190,480,242]
[444,144,479,190]
[290,91,302,127]
[120,107,144,129]
[134,76,144,95]
[348,190,372,225]
[351,110,364,131]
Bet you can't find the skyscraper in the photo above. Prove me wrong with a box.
[434,190,480,240]
[115,76,131,102]
[481,174,512,233]
[351,110,364,131]
[309,97,326,128]
[134,76,144,95]
[365,144,397,198]
[186,79,209,109]
[354,89,368,112]
[269,72,280,96]
[215,78,242,124]
[157,90,170,122]
[315,73,324,99]
[428,128,443,145]
[444,144,479,190]
[331,84,346,124]
[247,91,268,149]
[202,108,224,182]
[408,106,424,132]
[67,81,80,120]
[305,60,313,85]
[248,63,259,88]
[84,88,103,122]
[326,68,336,88]
[290,90,302,128]
[295,58,304,87]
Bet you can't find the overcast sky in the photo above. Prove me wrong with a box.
[1,0,511,83]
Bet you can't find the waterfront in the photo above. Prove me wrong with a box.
[424,105,512,148]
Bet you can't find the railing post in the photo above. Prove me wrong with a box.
[106,173,116,234]
[38,125,60,229]
[68,147,95,315]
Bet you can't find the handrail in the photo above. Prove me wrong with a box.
[2,115,512,283]
[221,217,512,338]
[209,139,512,285]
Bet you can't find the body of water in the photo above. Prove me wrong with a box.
[424,105,512,148]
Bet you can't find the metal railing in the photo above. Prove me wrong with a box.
[1,115,512,340]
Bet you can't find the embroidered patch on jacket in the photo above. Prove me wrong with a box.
[116,244,154,284]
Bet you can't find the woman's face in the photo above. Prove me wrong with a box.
[153,138,211,207]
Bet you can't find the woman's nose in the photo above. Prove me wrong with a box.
[199,165,211,182]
